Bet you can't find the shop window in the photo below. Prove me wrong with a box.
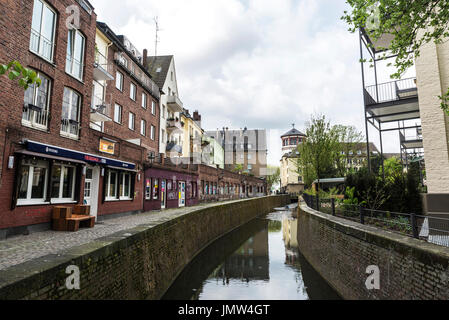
[107,170,118,199]
[50,164,76,202]
[145,178,152,200]
[119,172,132,200]
[153,178,159,200]
[17,158,49,205]
[107,170,133,201]
[167,180,172,191]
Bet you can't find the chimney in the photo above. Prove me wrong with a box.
[143,49,148,67]
[193,110,202,128]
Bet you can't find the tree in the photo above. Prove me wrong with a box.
[382,157,403,183]
[232,164,243,174]
[0,60,41,89]
[297,115,339,188]
[266,166,280,192]
[333,125,364,177]
[342,0,449,115]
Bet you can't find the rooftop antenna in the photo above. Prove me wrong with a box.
[154,16,160,56]
[292,123,295,128]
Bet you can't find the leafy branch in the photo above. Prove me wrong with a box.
[0,61,41,90]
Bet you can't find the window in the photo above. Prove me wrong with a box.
[119,172,132,200]
[248,164,253,170]
[116,71,123,91]
[162,105,166,119]
[106,170,132,200]
[153,178,159,200]
[129,112,135,130]
[66,29,85,80]
[161,129,166,143]
[30,0,56,61]
[17,159,48,205]
[61,88,81,138]
[171,71,174,81]
[114,103,122,124]
[151,100,156,115]
[50,164,76,202]
[141,119,146,136]
[150,125,155,140]
[23,72,51,129]
[248,154,252,160]
[130,83,137,101]
[141,93,147,109]
[145,178,151,200]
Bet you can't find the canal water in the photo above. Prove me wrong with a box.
[162,208,341,300]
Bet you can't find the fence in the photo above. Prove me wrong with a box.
[302,193,449,248]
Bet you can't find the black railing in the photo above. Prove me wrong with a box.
[364,77,417,106]
[302,194,449,248]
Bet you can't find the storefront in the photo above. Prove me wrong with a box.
[8,140,138,225]
[144,165,199,211]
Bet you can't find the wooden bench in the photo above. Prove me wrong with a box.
[52,205,95,232]
[66,214,95,232]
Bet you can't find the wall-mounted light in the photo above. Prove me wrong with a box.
[138,173,141,181]
[82,166,87,176]
[101,168,105,177]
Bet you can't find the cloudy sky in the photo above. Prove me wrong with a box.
[91,0,406,165]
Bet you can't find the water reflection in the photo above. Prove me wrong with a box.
[162,210,341,300]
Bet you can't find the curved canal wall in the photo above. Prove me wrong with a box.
[0,195,289,300]
[298,202,449,300]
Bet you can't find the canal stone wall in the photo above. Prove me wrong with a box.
[298,202,449,300]
[0,195,289,300]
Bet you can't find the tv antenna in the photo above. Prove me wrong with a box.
[154,16,161,56]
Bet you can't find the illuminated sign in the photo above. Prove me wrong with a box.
[99,139,115,155]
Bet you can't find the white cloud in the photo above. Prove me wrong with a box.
[92,0,402,166]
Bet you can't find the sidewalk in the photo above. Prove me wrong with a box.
[0,200,242,271]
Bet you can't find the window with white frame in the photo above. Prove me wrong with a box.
[50,163,76,202]
[61,87,81,138]
[130,83,137,101]
[116,71,123,91]
[161,129,166,143]
[119,172,132,200]
[23,72,51,129]
[17,159,49,205]
[30,0,56,62]
[107,170,118,199]
[151,100,156,115]
[114,103,122,124]
[141,93,147,109]
[162,105,166,119]
[150,125,155,140]
[65,29,85,80]
[129,112,135,130]
[141,119,146,136]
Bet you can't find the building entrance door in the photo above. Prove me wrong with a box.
[178,181,186,207]
[84,166,100,220]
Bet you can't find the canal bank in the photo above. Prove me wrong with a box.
[298,200,449,300]
[0,195,289,300]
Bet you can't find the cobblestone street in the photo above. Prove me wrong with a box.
[0,201,239,271]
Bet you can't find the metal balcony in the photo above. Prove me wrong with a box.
[364,78,420,123]
[93,51,114,81]
[90,95,112,122]
[166,141,183,154]
[167,95,184,113]
[399,128,423,150]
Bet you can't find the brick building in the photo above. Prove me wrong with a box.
[0,0,157,237]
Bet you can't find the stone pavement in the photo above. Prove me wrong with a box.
[0,200,243,271]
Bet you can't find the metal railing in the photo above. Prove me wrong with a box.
[303,194,449,248]
[364,77,417,106]
[30,29,54,61]
[22,107,50,129]
[60,118,80,138]
[94,51,114,75]
[91,94,112,118]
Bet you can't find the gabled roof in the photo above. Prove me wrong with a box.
[281,128,306,138]
[146,55,173,89]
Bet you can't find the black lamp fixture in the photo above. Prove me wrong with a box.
[148,152,156,168]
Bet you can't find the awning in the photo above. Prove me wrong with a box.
[15,150,87,164]
[25,140,136,170]
[107,165,139,173]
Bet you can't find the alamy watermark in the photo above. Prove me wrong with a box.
[365,265,380,290]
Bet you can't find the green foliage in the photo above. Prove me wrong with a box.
[233,164,243,173]
[266,166,280,189]
[342,186,359,208]
[333,125,364,177]
[342,0,449,115]
[381,157,403,183]
[296,114,340,187]
[0,60,41,90]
